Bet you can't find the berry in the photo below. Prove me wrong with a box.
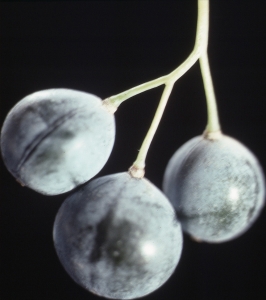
[1,88,115,195]
[53,172,183,299]
[163,133,265,243]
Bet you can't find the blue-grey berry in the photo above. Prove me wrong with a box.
[53,172,183,299]
[1,88,115,195]
[163,134,265,243]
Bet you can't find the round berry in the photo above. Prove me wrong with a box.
[53,172,183,299]
[1,88,115,195]
[163,134,265,243]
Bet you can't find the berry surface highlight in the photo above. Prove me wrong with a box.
[53,172,183,299]
[163,134,265,243]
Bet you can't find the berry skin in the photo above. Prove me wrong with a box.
[163,133,265,243]
[53,172,183,299]
[1,88,115,195]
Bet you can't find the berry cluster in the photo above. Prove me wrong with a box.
[1,89,265,299]
[0,1,265,299]
[1,88,184,299]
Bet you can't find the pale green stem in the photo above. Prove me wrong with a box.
[103,75,168,109]
[127,0,210,178]
[168,0,209,82]
[129,82,174,177]
[199,51,221,134]
[102,0,211,178]
[103,0,209,109]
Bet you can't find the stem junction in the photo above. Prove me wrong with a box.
[102,0,220,178]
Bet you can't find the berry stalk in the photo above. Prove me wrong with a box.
[199,51,221,135]
[127,0,210,177]
[103,0,209,110]
[129,82,174,177]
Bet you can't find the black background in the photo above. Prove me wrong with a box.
[1,1,266,299]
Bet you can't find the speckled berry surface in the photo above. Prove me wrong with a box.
[53,172,183,299]
[163,134,265,243]
[1,88,115,195]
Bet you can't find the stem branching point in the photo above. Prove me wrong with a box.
[103,0,220,177]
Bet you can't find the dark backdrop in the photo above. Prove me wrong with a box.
[1,1,266,299]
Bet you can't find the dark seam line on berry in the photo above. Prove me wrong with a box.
[179,138,203,170]
[188,138,204,157]
[17,106,88,173]
[88,178,117,194]
[89,175,129,264]
[89,209,114,263]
